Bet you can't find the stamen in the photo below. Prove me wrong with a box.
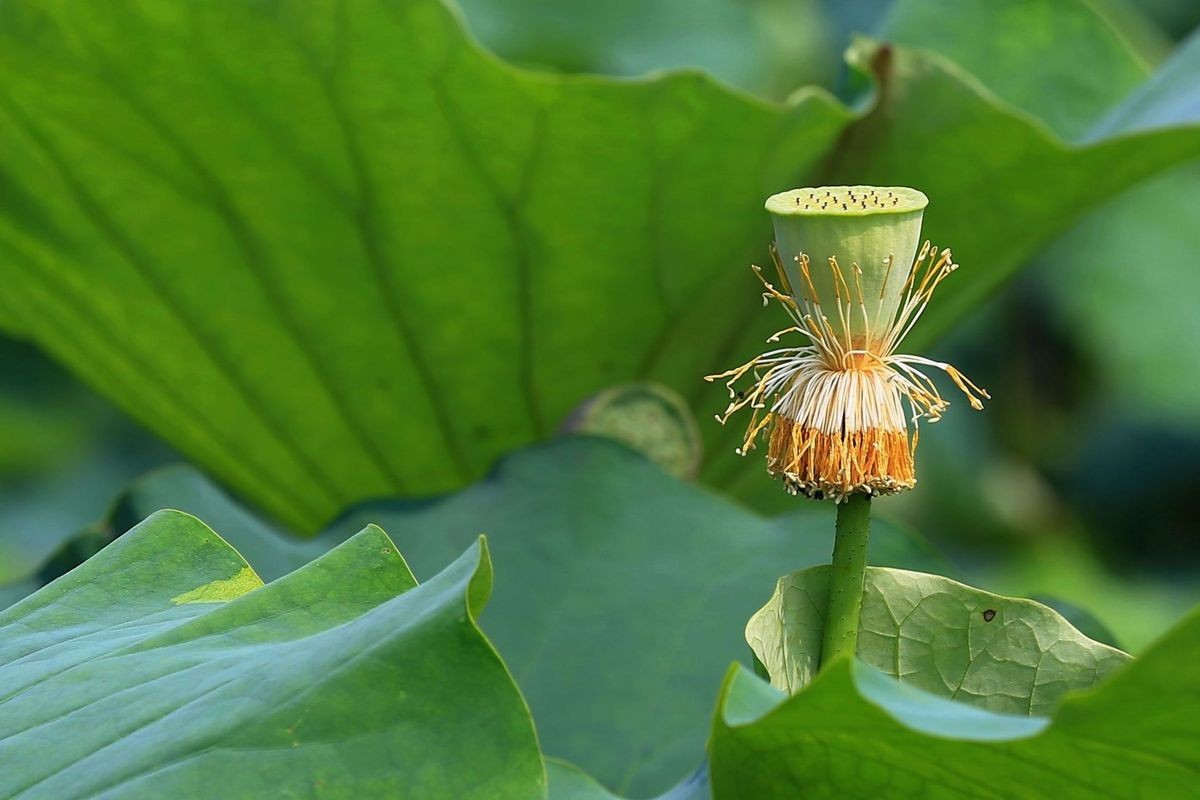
[768,241,795,297]
[708,238,986,499]
[878,254,895,300]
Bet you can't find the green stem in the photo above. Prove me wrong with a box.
[820,493,871,668]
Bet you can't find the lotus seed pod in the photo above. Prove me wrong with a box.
[707,186,987,500]
[765,186,927,349]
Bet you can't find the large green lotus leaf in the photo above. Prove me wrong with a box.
[2,0,1200,530]
[53,438,943,796]
[0,511,544,799]
[711,603,1200,798]
[0,0,849,532]
[879,0,1154,139]
[105,465,345,582]
[747,565,1129,714]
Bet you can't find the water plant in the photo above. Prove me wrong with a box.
[0,1,1198,798]
[709,185,988,665]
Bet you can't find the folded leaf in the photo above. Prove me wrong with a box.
[747,565,1129,714]
[0,512,544,799]
[713,601,1200,798]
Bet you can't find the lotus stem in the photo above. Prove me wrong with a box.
[820,493,871,668]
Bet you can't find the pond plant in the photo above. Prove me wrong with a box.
[1,184,1192,800]
[708,185,989,666]
[0,1,1199,797]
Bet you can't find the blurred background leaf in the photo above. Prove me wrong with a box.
[454,0,839,101]
[879,0,1157,138]
[0,340,171,590]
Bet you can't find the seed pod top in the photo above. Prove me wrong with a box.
[765,186,928,349]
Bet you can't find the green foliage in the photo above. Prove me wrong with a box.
[1047,31,1200,424]
[0,511,544,799]
[1053,163,1200,423]
[828,0,1199,355]
[1088,25,1200,138]
[0,0,847,532]
[813,38,1200,357]
[547,759,708,800]
[881,0,1152,138]
[0,0,1198,796]
[881,6,1200,431]
[455,0,836,99]
[547,761,626,800]
[712,604,1200,797]
[3,477,1191,799]
[748,565,1129,713]
[1,0,1199,532]
[73,438,944,796]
